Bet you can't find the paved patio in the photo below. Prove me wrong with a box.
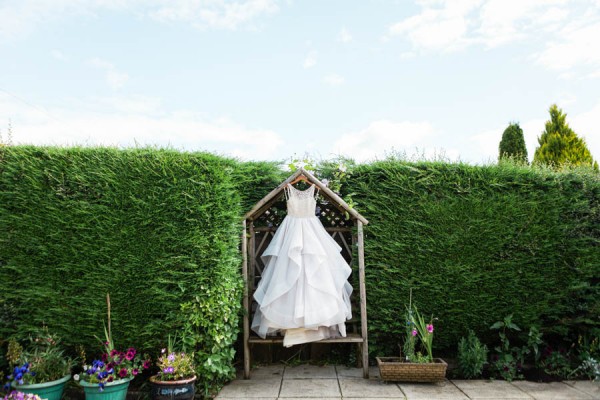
[215,364,600,399]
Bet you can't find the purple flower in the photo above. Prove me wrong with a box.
[167,353,175,362]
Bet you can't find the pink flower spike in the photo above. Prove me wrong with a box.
[411,329,417,336]
[427,324,434,333]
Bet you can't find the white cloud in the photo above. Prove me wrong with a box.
[0,0,279,41]
[88,58,129,90]
[148,0,279,30]
[303,50,317,69]
[386,0,600,78]
[333,120,437,161]
[337,27,352,43]
[0,93,283,160]
[323,74,344,86]
[51,49,67,60]
[534,19,600,76]
[388,0,481,52]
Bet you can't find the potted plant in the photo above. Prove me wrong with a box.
[77,294,150,400]
[376,292,447,382]
[149,336,196,400]
[5,328,74,400]
[2,391,42,400]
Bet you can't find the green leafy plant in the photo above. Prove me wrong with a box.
[457,330,488,378]
[490,315,523,381]
[489,316,545,381]
[6,328,74,385]
[540,348,572,379]
[570,357,599,381]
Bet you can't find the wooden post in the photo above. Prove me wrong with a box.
[242,220,250,379]
[249,222,256,292]
[357,220,369,378]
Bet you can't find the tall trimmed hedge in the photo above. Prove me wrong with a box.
[0,146,242,395]
[1,146,598,374]
[347,161,599,354]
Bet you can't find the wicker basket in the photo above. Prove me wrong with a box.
[376,357,447,382]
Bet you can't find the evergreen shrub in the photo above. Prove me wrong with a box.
[0,146,242,395]
[348,160,599,355]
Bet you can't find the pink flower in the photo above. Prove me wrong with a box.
[411,329,417,336]
[143,360,151,369]
[118,368,127,378]
[132,369,139,376]
[110,349,119,357]
[427,324,434,333]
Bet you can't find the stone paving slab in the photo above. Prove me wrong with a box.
[279,378,341,397]
[335,366,381,379]
[511,381,594,400]
[215,378,282,398]
[399,381,469,399]
[339,378,405,398]
[564,381,600,399]
[284,364,337,379]
[452,379,533,399]
[237,364,286,380]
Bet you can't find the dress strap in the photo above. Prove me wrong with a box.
[284,184,291,200]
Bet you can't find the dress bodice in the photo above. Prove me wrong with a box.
[286,184,317,218]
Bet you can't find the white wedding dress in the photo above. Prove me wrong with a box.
[252,183,353,347]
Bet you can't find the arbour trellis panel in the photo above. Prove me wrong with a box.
[241,168,369,379]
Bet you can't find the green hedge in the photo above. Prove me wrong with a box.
[347,161,599,354]
[0,146,242,395]
[1,147,598,376]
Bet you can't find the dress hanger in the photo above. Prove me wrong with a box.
[289,173,311,186]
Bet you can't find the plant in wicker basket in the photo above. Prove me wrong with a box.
[377,292,447,382]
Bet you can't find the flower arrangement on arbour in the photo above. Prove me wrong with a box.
[402,289,437,363]
[76,294,150,391]
[2,391,42,400]
[154,335,195,382]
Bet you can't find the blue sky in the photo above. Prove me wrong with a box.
[1,0,599,164]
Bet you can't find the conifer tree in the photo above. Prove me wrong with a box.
[499,122,528,163]
[533,104,596,169]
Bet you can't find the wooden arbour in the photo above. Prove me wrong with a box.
[242,168,370,379]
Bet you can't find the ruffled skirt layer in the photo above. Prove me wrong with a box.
[251,215,353,347]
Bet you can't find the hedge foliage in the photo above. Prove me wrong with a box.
[0,146,242,395]
[1,146,598,377]
[347,160,599,354]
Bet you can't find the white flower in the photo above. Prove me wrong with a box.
[83,365,88,371]
[295,161,307,169]
[338,164,347,172]
[74,374,80,381]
